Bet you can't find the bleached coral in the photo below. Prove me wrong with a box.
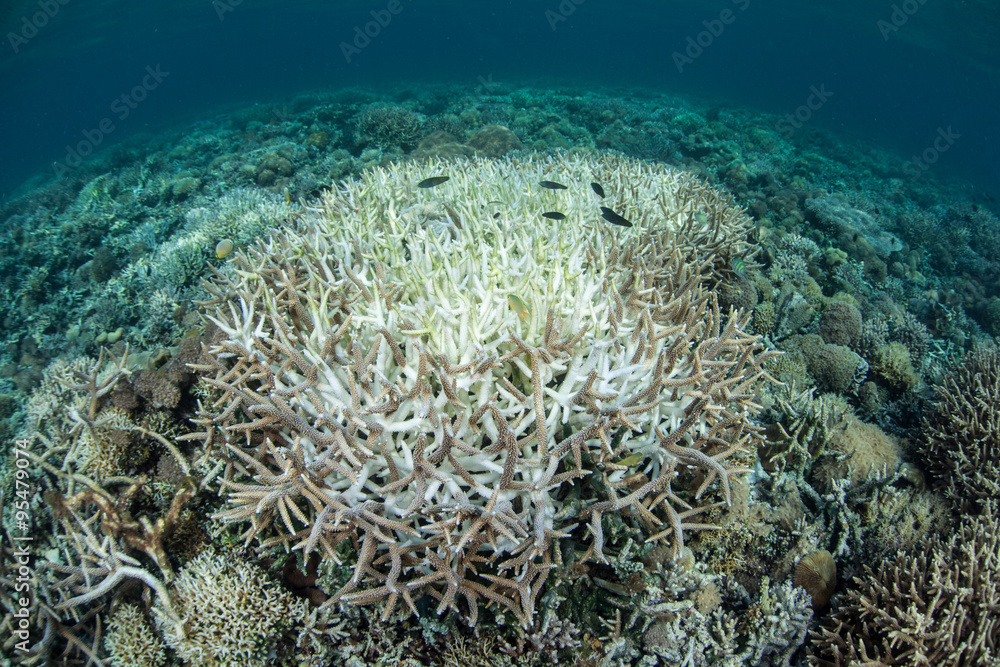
[104,603,167,667]
[195,153,776,626]
[153,551,307,667]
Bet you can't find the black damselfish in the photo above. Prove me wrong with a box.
[542,211,566,220]
[600,207,633,227]
[418,176,450,188]
[539,180,568,190]
[591,182,606,198]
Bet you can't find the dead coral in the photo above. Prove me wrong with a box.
[640,560,813,667]
[15,346,220,665]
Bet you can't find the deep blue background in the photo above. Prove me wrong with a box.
[0,0,997,198]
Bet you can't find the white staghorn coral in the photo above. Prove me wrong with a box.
[195,153,775,626]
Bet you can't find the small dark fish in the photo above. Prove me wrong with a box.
[539,180,567,190]
[542,211,566,220]
[443,203,462,230]
[600,207,633,228]
[591,182,606,198]
[418,176,450,188]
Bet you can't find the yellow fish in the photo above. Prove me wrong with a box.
[613,452,644,467]
[508,294,530,320]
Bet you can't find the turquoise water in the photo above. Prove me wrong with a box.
[1,0,997,197]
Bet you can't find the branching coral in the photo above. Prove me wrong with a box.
[923,345,1000,509]
[810,503,1000,666]
[153,551,308,667]
[640,560,813,666]
[104,602,166,667]
[10,346,221,665]
[194,153,777,627]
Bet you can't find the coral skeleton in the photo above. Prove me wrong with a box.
[195,153,777,626]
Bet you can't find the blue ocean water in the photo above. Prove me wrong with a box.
[0,0,997,198]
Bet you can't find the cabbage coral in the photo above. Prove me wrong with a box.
[193,153,776,626]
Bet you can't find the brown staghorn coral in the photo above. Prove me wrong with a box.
[923,345,1000,510]
[810,503,1000,666]
[193,154,777,627]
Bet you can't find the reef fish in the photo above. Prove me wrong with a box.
[215,239,234,259]
[731,256,746,278]
[508,294,531,320]
[600,207,633,228]
[539,180,567,190]
[542,211,566,220]
[418,176,450,188]
[591,182,606,198]
[613,451,644,467]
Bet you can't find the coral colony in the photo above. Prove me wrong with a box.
[197,154,775,625]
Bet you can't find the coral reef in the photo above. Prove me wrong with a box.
[195,153,776,627]
[1,81,996,666]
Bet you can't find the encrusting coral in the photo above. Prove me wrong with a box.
[192,153,778,627]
